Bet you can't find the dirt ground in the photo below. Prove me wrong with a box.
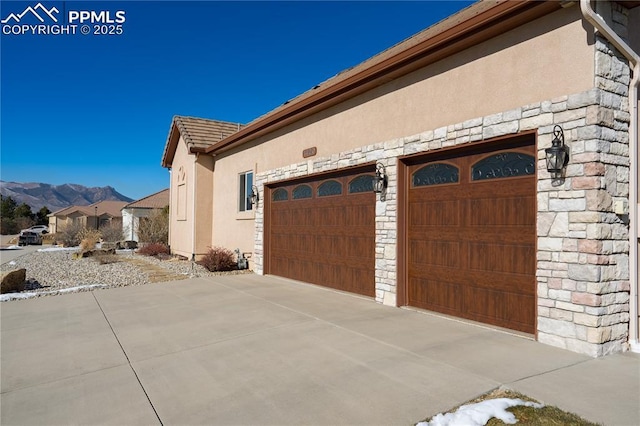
[0,235,18,246]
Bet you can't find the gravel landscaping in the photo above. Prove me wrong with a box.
[0,248,251,301]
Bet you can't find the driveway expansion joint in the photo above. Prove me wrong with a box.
[91,292,164,426]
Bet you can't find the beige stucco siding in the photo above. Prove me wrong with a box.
[210,149,258,253]
[209,6,595,253]
[169,136,196,258]
[194,154,214,255]
[169,137,215,258]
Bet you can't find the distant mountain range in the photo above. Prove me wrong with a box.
[0,181,133,212]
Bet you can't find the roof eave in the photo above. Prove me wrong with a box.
[161,120,180,168]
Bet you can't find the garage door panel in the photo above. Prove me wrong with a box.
[409,200,461,227]
[468,243,536,275]
[268,171,375,297]
[409,240,462,268]
[408,278,463,313]
[271,233,314,254]
[407,142,536,334]
[346,203,374,226]
[271,210,291,227]
[464,287,535,333]
[468,197,535,227]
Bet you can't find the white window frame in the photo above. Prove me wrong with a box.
[239,171,254,212]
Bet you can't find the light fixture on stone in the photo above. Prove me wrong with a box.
[250,185,259,206]
[545,125,569,180]
[374,162,388,201]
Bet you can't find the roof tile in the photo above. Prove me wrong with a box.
[124,189,169,209]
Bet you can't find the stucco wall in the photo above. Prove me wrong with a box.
[169,137,196,258]
[194,155,214,256]
[168,138,215,258]
[123,208,159,242]
[122,209,135,241]
[211,6,595,253]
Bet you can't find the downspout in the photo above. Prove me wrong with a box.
[580,0,640,352]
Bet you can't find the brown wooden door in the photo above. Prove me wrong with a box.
[266,171,376,297]
[407,142,536,333]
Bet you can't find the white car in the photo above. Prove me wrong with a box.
[20,225,49,235]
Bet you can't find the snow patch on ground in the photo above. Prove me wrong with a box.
[1,245,22,250]
[418,398,544,426]
[37,247,78,252]
[0,284,108,302]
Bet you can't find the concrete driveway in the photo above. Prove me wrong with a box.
[0,243,42,264]
[1,274,638,425]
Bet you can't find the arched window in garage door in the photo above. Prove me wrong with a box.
[412,163,459,187]
[317,180,343,197]
[292,184,312,200]
[348,175,376,193]
[471,152,535,181]
[272,188,288,202]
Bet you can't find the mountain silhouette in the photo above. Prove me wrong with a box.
[0,181,133,212]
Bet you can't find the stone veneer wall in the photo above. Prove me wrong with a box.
[253,3,632,357]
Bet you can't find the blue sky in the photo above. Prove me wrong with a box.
[1,1,473,200]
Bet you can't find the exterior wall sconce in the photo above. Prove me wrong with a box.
[545,125,570,180]
[374,162,388,201]
[250,185,259,206]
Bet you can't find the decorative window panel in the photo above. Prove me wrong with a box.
[177,184,187,220]
[292,184,312,199]
[413,163,459,187]
[472,152,535,181]
[348,175,375,193]
[317,180,342,197]
[272,188,288,202]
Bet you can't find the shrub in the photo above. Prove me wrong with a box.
[80,237,98,252]
[58,222,85,247]
[77,227,101,243]
[137,242,170,257]
[78,228,101,252]
[198,246,236,272]
[137,206,169,245]
[100,222,124,242]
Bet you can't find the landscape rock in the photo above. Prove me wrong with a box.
[1,269,26,294]
[116,240,138,250]
[75,248,116,259]
[101,242,118,250]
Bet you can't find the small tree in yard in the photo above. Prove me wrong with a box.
[58,222,85,247]
[198,247,236,272]
[100,222,124,242]
[138,206,169,245]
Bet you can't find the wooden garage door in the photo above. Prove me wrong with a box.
[407,141,536,333]
[266,170,376,297]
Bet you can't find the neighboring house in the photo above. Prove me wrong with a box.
[161,0,640,357]
[48,200,128,233]
[121,188,169,242]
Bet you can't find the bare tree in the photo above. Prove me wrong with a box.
[100,222,124,242]
[137,206,169,245]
